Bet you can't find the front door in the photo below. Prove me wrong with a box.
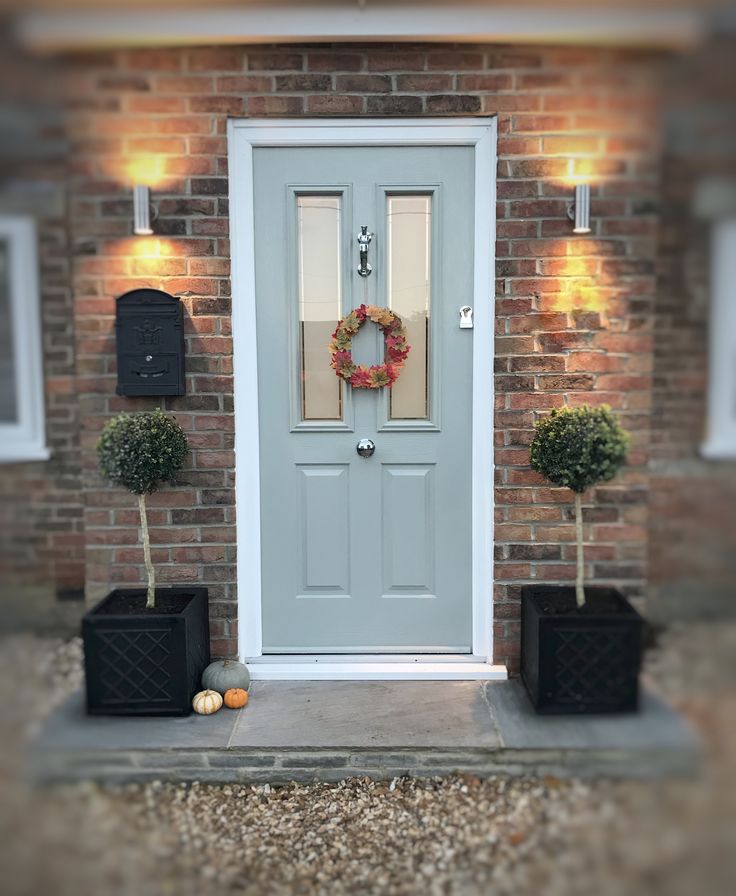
[253,144,476,653]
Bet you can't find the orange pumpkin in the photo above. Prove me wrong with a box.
[223,687,249,709]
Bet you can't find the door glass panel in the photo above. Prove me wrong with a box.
[387,195,431,420]
[0,239,18,424]
[297,195,343,421]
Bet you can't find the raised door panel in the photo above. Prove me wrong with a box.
[381,464,435,596]
[296,465,350,597]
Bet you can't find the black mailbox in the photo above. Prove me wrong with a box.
[115,288,185,397]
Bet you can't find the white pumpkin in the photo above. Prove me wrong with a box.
[192,689,223,715]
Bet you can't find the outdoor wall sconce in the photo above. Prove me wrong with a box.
[133,185,154,235]
[568,183,591,235]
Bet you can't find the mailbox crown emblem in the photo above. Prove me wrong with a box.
[134,320,162,346]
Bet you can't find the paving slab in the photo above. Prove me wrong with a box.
[488,679,699,752]
[229,680,501,748]
[35,690,239,751]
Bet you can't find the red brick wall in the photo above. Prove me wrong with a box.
[0,40,85,602]
[60,43,663,667]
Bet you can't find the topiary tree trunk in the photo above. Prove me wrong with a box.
[137,493,155,609]
[574,491,585,608]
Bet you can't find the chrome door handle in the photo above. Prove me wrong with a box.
[356,439,375,458]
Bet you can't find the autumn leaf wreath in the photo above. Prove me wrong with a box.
[329,304,411,389]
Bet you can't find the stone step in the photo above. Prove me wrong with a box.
[29,680,698,785]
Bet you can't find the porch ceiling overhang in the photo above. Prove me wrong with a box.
[9,0,727,53]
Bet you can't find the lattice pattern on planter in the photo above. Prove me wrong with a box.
[551,628,631,706]
[97,629,173,704]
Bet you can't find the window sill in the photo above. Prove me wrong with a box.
[700,441,736,461]
[0,446,51,464]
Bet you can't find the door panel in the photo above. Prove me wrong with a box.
[253,145,475,653]
[296,465,350,596]
[381,464,435,595]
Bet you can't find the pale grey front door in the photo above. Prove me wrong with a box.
[253,145,475,653]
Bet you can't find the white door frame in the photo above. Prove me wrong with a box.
[228,117,505,680]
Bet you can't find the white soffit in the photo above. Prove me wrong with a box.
[16,2,707,52]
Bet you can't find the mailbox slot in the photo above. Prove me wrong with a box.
[115,288,185,396]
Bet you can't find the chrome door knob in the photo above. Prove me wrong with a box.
[356,438,375,458]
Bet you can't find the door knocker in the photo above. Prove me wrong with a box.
[356,225,374,277]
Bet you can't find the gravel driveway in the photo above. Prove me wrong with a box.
[0,624,733,896]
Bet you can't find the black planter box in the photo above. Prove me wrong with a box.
[82,586,210,717]
[521,584,644,714]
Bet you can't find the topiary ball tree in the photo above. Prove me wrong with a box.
[97,410,188,608]
[530,405,629,608]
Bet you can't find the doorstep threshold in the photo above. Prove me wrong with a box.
[245,657,507,680]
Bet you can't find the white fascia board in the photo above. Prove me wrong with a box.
[16,3,705,52]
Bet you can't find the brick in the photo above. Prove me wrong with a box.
[123,49,182,72]
[457,74,514,91]
[538,374,596,390]
[247,51,304,71]
[216,75,273,93]
[426,95,482,114]
[512,114,572,132]
[509,544,561,561]
[247,95,304,115]
[275,74,332,92]
[307,52,362,72]
[508,507,563,522]
[366,95,422,115]
[189,96,245,115]
[336,74,391,93]
[509,355,566,373]
[495,375,536,393]
[126,137,185,153]
[396,74,453,91]
[485,95,542,113]
[307,95,364,114]
[518,72,575,90]
[156,116,214,134]
[365,50,426,71]
[186,48,244,72]
[97,74,150,91]
[126,96,186,113]
[508,313,568,333]
[427,51,484,70]
[153,76,214,93]
[498,136,543,156]
[190,178,228,195]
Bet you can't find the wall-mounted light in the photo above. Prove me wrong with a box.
[133,185,154,236]
[568,183,591,235]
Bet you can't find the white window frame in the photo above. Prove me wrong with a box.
[228,117,505,680]
[0,215,49,463]
[702,216,736,460]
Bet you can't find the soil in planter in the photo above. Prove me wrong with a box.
[533,587,628,617]
[93,590,195,616]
